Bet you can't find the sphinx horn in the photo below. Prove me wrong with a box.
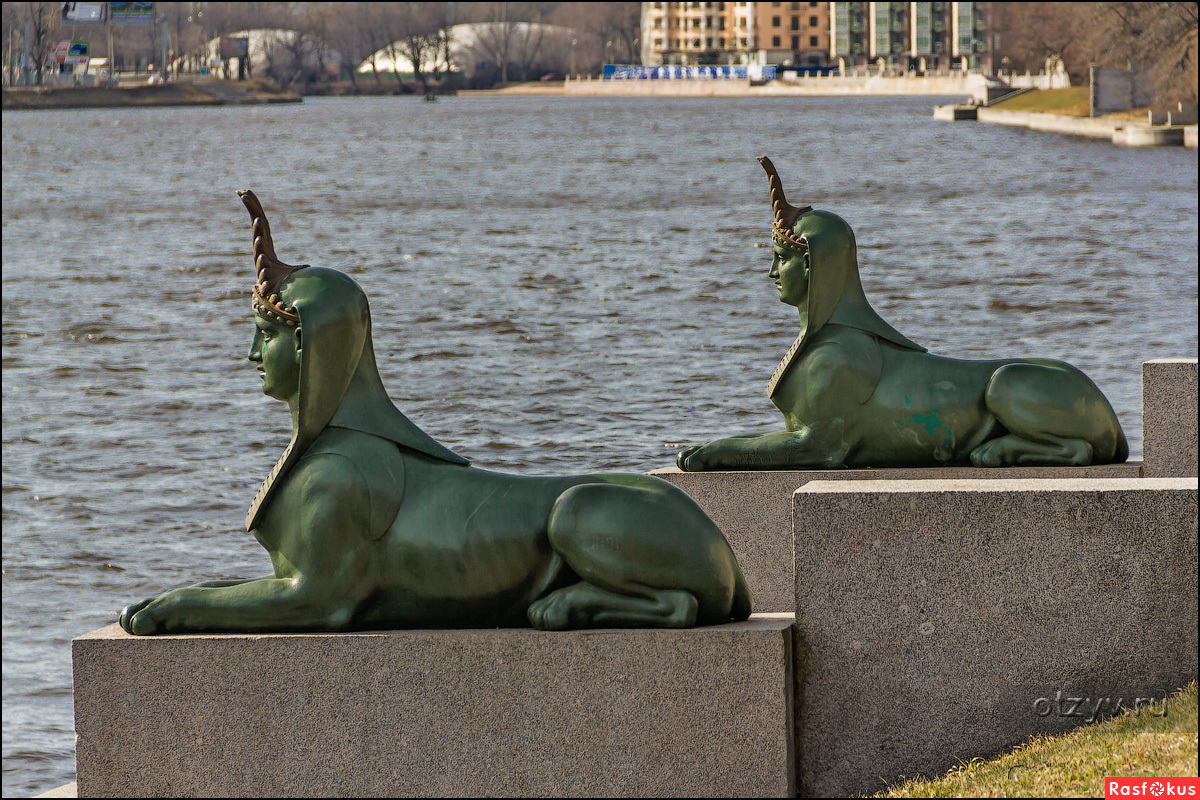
[757,156,811,231]
[237,189,302,273]
[237,190,305,324]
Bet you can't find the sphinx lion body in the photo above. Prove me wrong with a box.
[122,427,751,634]
[681,325,1128,470]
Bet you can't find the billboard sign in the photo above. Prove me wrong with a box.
[61,3,106,24]
[49,40,91,66]
[219,37,249,60]
[109,2,154,25]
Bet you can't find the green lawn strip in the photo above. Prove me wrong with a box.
[871,681,1198,798]
[990,87,1092,117]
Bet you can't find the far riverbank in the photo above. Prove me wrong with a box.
[1,80,301,111]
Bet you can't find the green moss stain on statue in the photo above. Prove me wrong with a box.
[119,191,751,635]
[677,157,1129,471]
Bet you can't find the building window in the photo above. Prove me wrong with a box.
[654,18,662,28]
[791,1,800,9]
[694,38,701,47]
[739,17,747,27]
[692,18,700,28]
[809,16,818,26]
[718,17,726,29]
[772,15,780,26]
[809,35,818,46]
[719,37,726,46]
[791,15,799,30]
[655,38,663,47]
[772,35,781,46]
[706,37,713,47]
[740,37,748,46]
[791,35,799,48]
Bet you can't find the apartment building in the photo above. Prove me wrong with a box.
[641,2,829,68]
[830,2,993,72]
[755,2,830,67]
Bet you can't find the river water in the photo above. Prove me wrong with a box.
[2,95,1196,796]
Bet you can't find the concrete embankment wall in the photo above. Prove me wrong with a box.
[564,74,980,98]
[975,106,1198,146]
[976,106,1122,139]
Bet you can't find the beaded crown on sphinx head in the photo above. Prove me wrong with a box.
[757,156,811,252]
[237,189,306,326]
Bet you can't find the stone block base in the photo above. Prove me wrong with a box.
[1143,359,1198,477]
[649,463,1142,612]
[73,615,795,798]
[792,477,1198,797]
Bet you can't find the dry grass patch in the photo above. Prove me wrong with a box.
[991,87,1091,117]
[872,681,1198,798]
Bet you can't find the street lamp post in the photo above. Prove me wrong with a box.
[570,38,577,78]
[605,40,611,67]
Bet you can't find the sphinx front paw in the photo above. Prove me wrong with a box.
[119,605,159,635]
[118,590,184,635]
[676,444,706,471]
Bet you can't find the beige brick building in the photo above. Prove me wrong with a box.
[641,2,830,68]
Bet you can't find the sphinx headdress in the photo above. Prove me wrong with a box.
[758,156,811,252]
[238,189,305,326]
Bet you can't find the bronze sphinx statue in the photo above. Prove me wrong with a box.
[677,157,1128,471]
[119,192,751,634]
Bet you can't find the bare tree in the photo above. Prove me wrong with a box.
[426,2,464,80]
[326,3,382,91]
[466,2,557,82]
[994,2,1197,102]
[18,2,56,84]
[1093,2,1198,103]
[381,2,442,93]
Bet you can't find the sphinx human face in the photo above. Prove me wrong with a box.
[768,241,809,308]
[248,313,301,401]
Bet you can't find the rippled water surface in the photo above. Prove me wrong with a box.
[3,95,1196,796]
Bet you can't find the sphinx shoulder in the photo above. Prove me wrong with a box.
[782,325,883,408]
[290,427,406,540]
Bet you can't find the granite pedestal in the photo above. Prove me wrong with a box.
[1143,358,1198,477]
[649,463,1142,612]
[73,614,795,798]
[791,477,1198,797]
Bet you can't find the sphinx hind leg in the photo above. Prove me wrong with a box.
[528,583,697,630]
[529,481,734,630]
[972,361,1116,466]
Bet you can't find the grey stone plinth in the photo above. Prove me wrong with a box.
[73,614,796,798]
[791,478,1198,797]
[648,463,1142,612]
[1144,359,1198,477]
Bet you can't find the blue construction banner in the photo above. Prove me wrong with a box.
[603,64,749,80]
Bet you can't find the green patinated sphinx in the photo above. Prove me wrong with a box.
[119,191,750,634]
[677,156,1129,471]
